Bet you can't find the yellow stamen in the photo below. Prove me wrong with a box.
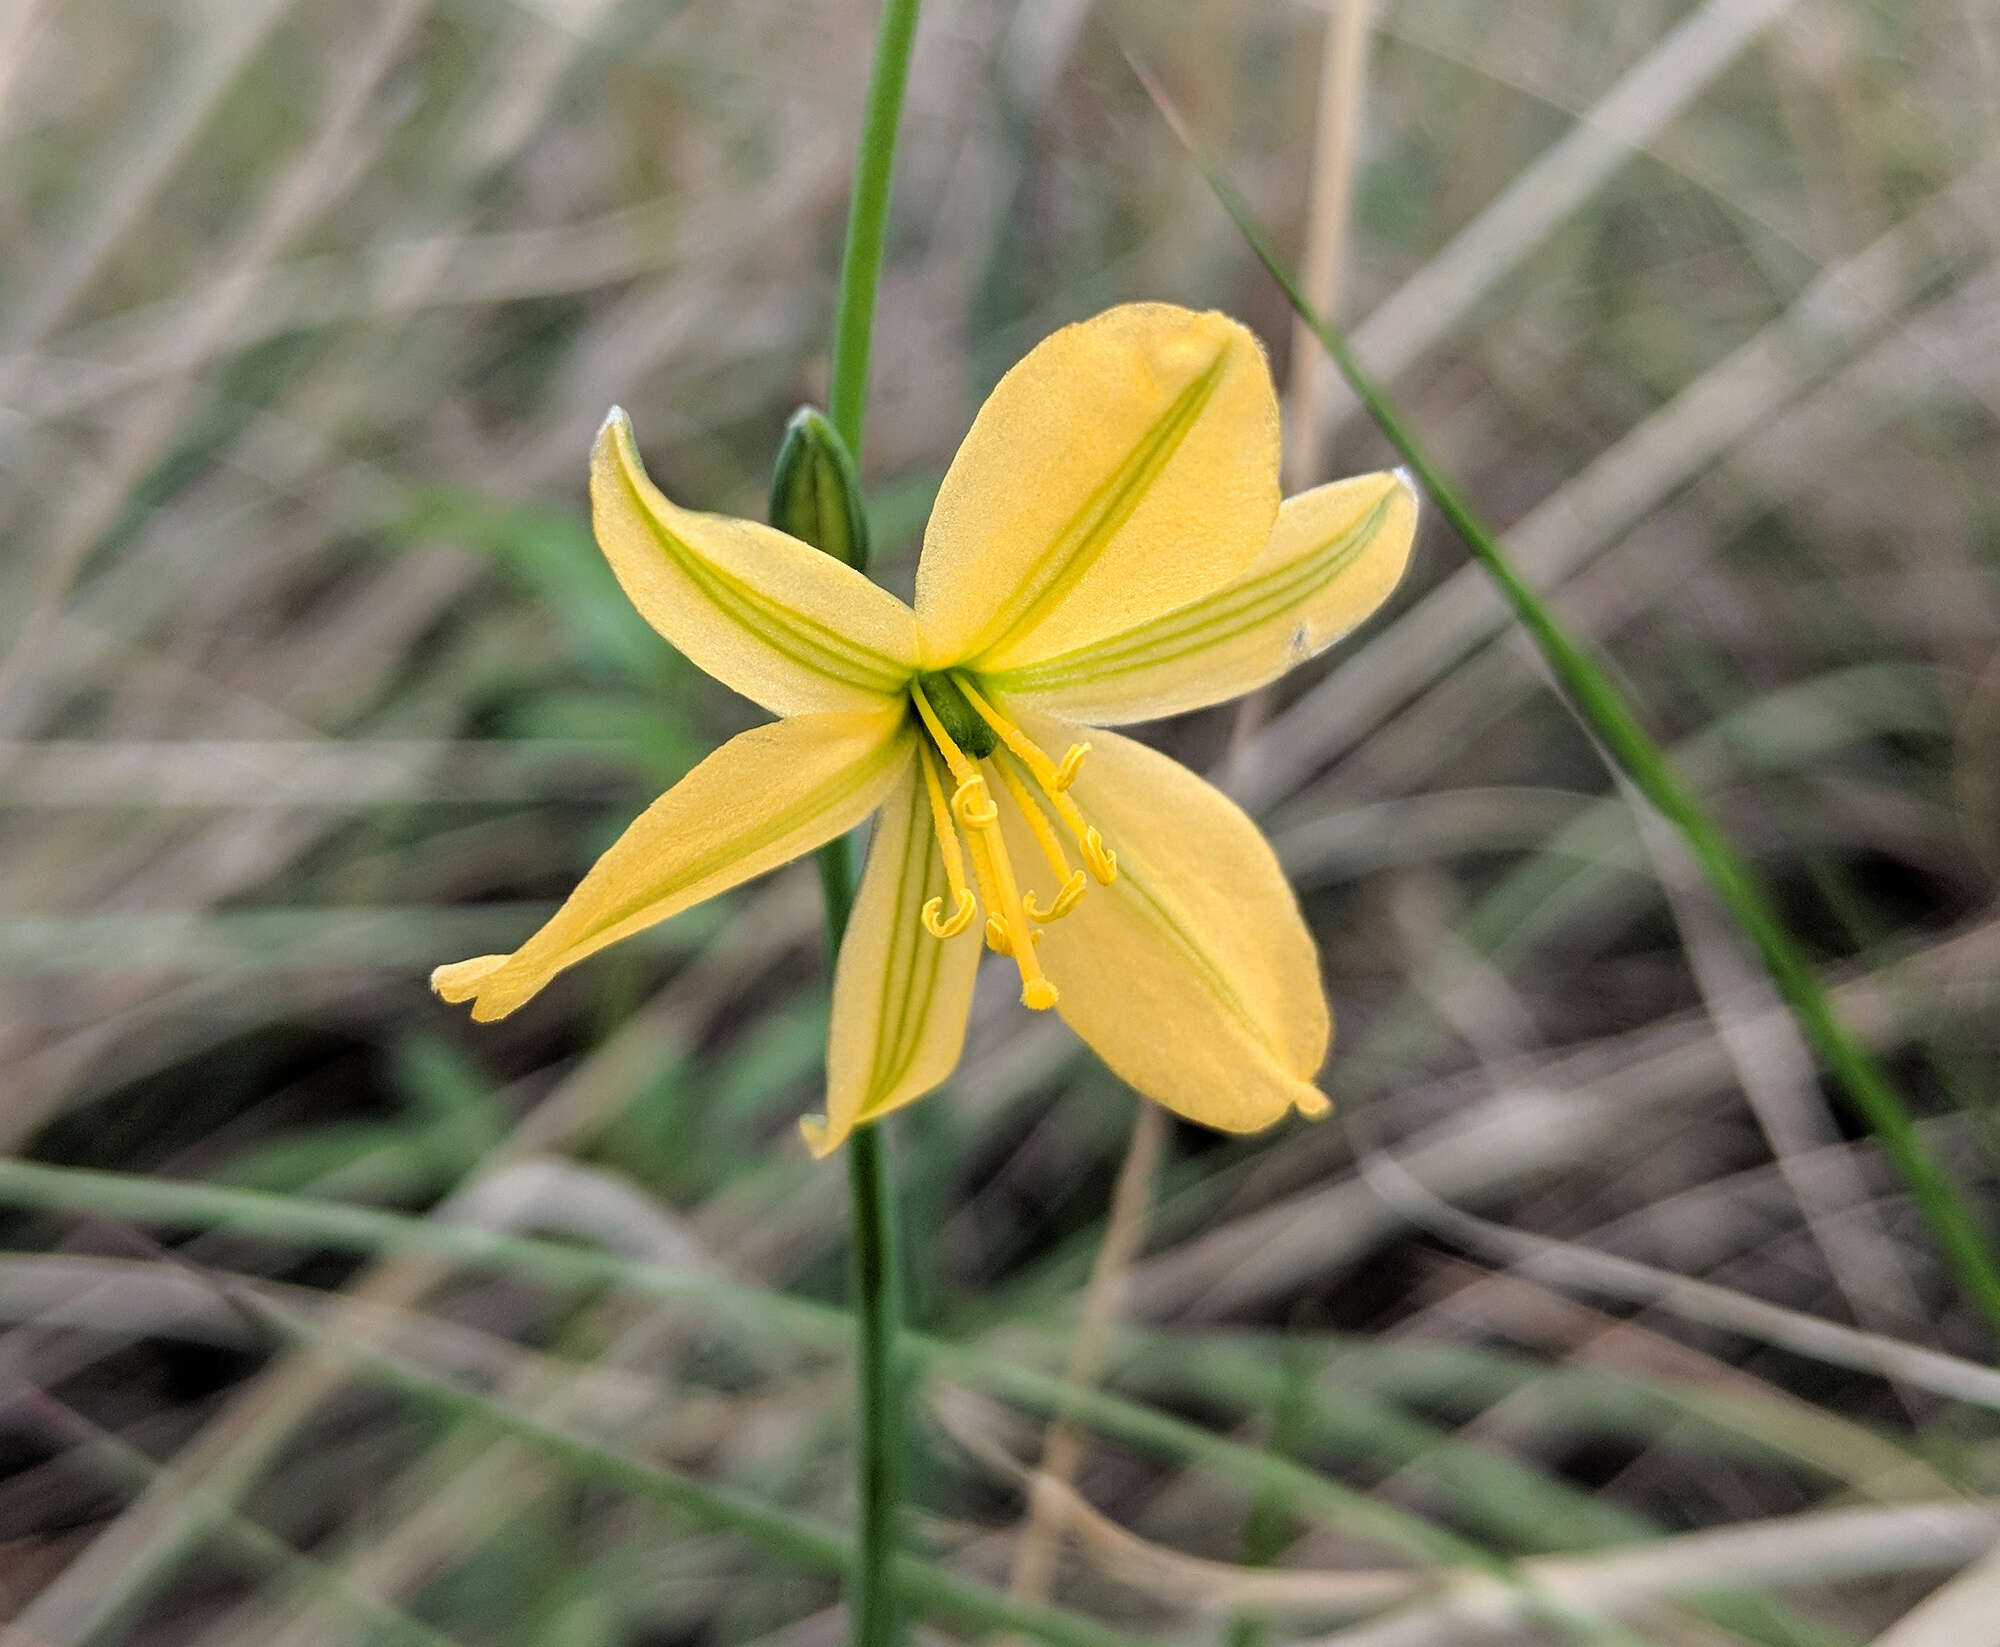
[951,773,999,829]
[1051,742,1090,791]
[954,676,1117,885]
[910,683,981,788]
[909,682,1059,1009]
[977,818,1057,1009]
[916,744,977,939]
[955,784,1010,955]
[925,888,978,940]
[1079,827,1117,885]
[1029,873,1087,923]
[993,753,1087,924]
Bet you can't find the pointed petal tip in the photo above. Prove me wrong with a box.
[592,406,637,462]
[1294,1084,1332,1119]
[798,1113,841,1159]
[1316,468,1411,512]
[432,955,530,1022]
[431,954,507,1003]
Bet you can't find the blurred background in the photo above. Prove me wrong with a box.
[2,0,1999,1641]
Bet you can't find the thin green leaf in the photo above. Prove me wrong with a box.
[238,1286,1158,1647]
[1134,66,2000,1345]
[0,1162,1547,1574]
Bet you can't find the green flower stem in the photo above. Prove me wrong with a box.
[828,0,923,457]
[1148,88,2000,1344]
[842,1103,906,1647]
[814,826,907,1647]
[815,832,859,970]
[819,4,923,1643]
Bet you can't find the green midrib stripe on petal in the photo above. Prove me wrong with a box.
[878,808,945,1105]
[860,774,947,1115]
[580,730,913,950]
[966,348,1230,664]
[1029,495,1390,678]
[1111,848,1294,1075]
[617,461,912,696]
[987,495,1391,697]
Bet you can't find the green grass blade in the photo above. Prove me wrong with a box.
[0,1161,1456,1550]
[51,1405,466,1647]
[0,1157,1925,1646]
[1135,70,2000,1346]
[0,1158,1639,1640]
[235,1290,1159,1647]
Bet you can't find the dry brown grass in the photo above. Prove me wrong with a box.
[0,1,1997,1642]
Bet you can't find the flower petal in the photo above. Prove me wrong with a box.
[982,472,1415,725]
[434,708,912,1021]
[914,304,1280,674]
[801,763,983,1158]
[592,409,921,715]
[998,712,1329,1131]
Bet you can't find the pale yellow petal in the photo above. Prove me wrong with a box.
[998,712,1329,1131]
[592,409,920,715]
[434,708,912,1022]
[982,472,1415,725]
[914,304,1280,674]
[801,764,982,1158]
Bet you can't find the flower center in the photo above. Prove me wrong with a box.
[908,672,1117,1010]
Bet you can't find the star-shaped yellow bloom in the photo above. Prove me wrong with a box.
[434,303,1416,1156]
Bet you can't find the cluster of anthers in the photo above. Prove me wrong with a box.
[907,672,1115,1011]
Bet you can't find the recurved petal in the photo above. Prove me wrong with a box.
[592,410,920,716]
[983,471,1415,725]
[801,763,983,1158]
[915,304,1280,674]
[999,712,1329,1132]
[434,708,912,1022]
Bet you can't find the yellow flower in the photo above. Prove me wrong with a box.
[434,303,1416,1157]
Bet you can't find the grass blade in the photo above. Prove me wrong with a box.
[1133,67,2000,1345]
[234,1290,1160,1647]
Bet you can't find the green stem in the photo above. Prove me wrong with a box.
[820,6,923,1641]
[845,1113,905,1647]
[816,833,858,969]
[1151,98,2000,1344]
[815,827,907,1647]
[827,0,923,456]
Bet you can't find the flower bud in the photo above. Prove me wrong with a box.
[768,405,870,572]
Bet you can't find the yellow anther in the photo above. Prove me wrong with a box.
[1025,870,1087,924]
[1082,826,1117,885]
[1052,743,1090,791]
[923,888,977,939]
[951,774,998,829]
[984,913,1011,954]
